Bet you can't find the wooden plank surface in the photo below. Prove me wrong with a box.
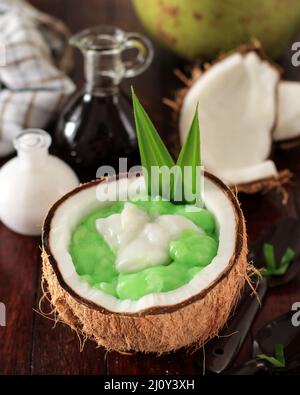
[0,227,40,374]
[0,0,300,375]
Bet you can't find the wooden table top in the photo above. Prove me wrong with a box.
[1,0,300,375]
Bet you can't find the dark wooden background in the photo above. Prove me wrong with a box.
[1,0,300,375]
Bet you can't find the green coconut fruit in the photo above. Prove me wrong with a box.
[132,0,300,60]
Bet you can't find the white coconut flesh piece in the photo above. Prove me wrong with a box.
[179,52,279,186]
[96,202,202,273]
[274,81,300,142]
[217,160,278,186]
[43,173,243,315]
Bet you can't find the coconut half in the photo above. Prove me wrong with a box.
[179,50,279,187]
[42,172,249,353]
[274,81,300,144]
[168,45,299,199]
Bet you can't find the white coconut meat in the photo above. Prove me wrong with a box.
[96,202,202,273]
[46,175,238,314]
[179,51,279,186]
[274,81,300,142]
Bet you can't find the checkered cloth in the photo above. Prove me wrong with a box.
[0,0,75,157]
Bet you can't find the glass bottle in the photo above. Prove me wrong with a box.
[54,25,153,181]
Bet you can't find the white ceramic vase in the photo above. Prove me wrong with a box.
[0,129,79,236]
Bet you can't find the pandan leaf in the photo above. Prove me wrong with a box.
[280,247,295,268]
[274,343,286,367]
[264,243,276,270]
[131,88,175,197]
[132,89,202,204]
[175,105,201,205]
[262,243,295,277]
[257,344,286,368]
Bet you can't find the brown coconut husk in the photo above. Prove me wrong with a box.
[277,137,300,151]
[236,169,292,205]
[41,172,252,354]
[164,41,292,203]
